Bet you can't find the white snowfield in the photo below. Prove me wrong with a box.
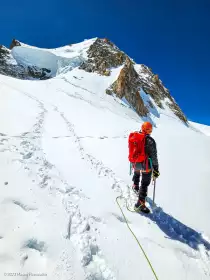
[0,39,210,280]
[11,39,96,76]
[189,121,210,137]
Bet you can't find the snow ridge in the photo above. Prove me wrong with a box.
[12,46,85,77]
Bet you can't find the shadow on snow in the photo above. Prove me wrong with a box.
[145,197,210,252]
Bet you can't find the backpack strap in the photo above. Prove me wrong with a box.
[144,135,149,172]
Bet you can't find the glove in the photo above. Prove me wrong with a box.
[153,169,160,179]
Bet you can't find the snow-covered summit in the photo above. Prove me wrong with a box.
[1,37,187,124]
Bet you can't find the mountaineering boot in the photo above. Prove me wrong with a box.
[132,184,139,195]
[134,199,150,214]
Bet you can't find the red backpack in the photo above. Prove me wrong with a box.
[128,131,147,163]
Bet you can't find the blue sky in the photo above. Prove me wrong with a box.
[1,0,210,125]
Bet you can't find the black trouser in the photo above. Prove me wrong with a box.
[132,171,152,200]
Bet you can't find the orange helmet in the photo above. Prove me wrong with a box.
[141,122,153,134]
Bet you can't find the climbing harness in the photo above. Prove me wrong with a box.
[116,196,159,280]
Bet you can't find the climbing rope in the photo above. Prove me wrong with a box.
[116,196,159,280]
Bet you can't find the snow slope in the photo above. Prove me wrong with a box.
[190,121,210,137]
[0,40,210,280]
[11,39,96,76]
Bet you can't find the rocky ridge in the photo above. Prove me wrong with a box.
[0,37,187,123]
[81,38,187,123]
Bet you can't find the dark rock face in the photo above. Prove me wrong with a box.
[167,101,188,123]
[9,39,21,50]
[0,44,51,80]
[136,65,187,122]
[79,38,127,76]
[107,57,148,116]
[0,45,24,78]
[27,66,51,80]
[0,45,10,59]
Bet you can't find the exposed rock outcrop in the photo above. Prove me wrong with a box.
[107,57,148,116]
[136,65,187,122]
[27,66,51,80]
[80,38,187,123]
[80,38,127,75]
[0,45,10,59]
[9,39,21,50]
[167,101,188,123]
